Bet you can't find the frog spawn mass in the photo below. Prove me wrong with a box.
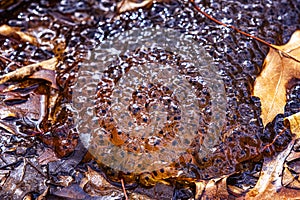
[0,0,297,197]
[73,27,227,175]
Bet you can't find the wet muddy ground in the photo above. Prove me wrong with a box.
[0,0,299,199]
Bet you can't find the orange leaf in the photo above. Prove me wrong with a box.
[253,30,300,126]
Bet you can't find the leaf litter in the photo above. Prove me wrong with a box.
[0,0,299,199]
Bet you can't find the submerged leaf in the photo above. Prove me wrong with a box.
[253,30,300,126]
[0,57,58,88]
[0,24,38,45]
[29,69,58,89]
[80,166,123,197]
[38,148,59,165]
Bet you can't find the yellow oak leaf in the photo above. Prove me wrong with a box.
[285,112,300,137]
[253,30,300,126]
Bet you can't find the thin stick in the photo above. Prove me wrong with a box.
[0,55,16,64]
[260,127,287,154]
[121,179,129,200]
[189,0,300,63]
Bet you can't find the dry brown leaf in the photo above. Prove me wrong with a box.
[38,148,60,165]
[195,176,230,199]
[282,164,300,190]
[0,120,17,135]
[285,150,300,162]
[282,166,295,187]
[117,0,153,13]
[228,185,245,197]
[0,24,38,45]
[195,180,206,199]
[51,184,90,199]
[0,170,10,187]
[29,69,58,89]
[245,141,297,200]
[37,187,49,200]
[56,176,74,187]
[253,30,300,126]
[80,166,122,197]
[0,57,58,88]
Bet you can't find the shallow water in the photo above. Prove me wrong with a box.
[0,0,299,197]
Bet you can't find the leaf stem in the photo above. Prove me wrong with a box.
[121,179,128,200]
[189,0,300,63]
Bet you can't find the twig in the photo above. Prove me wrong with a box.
[26,158,48,178]
[0,55,19,66]
[260,127,287,153]
[189,0,300,63]
[121,178,129,200]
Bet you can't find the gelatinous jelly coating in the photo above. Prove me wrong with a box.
[72,27,227,173]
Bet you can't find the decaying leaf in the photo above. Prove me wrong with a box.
[50,184,90,199]
[0,24,38,45]
[117,0,154,13]
[38,148,59,165]
[0,89,46,136]
[29,69,58,89]
[80,166,123,197]
[253,30,300,126]
[245,141,299,199]
[36,187,49,200]
[195,176,230,199]
[0,57,59,88]
[280,112,300,190]
[1,159,48,199]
